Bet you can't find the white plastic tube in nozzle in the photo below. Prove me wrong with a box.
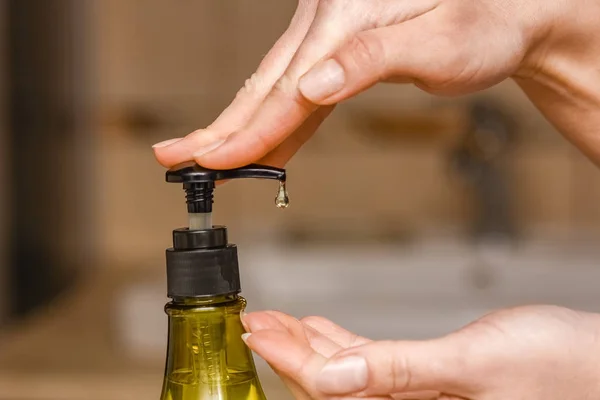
[189,213,212,230]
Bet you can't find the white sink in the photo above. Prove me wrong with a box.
[115,238,600,360]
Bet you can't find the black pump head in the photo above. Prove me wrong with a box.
[164,162,288,298]
[166,162,287,214]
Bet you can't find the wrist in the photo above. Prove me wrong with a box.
[512,1,600,162]
[517,0,600,77]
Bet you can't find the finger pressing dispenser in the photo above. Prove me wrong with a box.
[159,162,287,400]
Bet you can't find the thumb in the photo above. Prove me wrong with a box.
[315,338,473,397]
[298,18,439,105]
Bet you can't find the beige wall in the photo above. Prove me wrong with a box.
[91,0,600,265]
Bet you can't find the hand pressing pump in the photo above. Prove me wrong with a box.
[159,162,287,400]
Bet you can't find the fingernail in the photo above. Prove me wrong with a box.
[316,356,368,394]
[241,333,252,343]
[152,137,183,148]
[298,59,346,102]
[240,311,249,332]
[192,139,226,158]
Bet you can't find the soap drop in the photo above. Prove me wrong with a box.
[275,180,289,209]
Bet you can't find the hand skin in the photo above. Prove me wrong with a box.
[153,0,600,398]
[153,0,600,169]
[241,306,600,400]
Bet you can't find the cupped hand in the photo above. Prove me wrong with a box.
[153,0,565,170]
[242,306,600,399]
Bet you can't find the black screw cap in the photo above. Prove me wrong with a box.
[164,162,287,298]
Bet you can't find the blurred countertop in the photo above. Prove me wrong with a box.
[0,265,291,400]
[2,238,600,399]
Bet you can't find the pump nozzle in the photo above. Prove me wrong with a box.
[166,162,287,230]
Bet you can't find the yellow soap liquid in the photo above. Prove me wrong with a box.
[160,295,267,400]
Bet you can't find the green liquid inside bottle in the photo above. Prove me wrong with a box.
[160,162,288,399]
[160,295,267,400]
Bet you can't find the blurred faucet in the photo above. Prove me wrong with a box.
[449,100,518,244]
[448,100,519,289]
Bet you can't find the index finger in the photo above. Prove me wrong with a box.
[246,329,392,400]
[197,86,318,169]
[153,0,319,168]
[194,4,358,169]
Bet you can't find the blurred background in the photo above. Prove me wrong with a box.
[2,1,600,399]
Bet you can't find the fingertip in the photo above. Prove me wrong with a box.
[240,311,250,332]
[152,138,185,167]
[152,139,194,168]
[194,137,263,170]
[153,129,226,168]
[191,139,227,159]
[245,329,299,359]
[244,311,288,333]
[248,328,324,379]
[152,137,183,149]
[153,149,176,168]
[241,332,252,342]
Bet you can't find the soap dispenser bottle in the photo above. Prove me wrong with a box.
[159,162,288,400]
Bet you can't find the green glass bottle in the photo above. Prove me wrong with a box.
[159,162,288,400]
[159,295,266,400]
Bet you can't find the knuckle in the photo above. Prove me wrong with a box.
[186,129,222,145]
[272,74,297,97]
[272,74,316,110]
[238,73,264,97]
[383,341,404,391]
[186,128,204,139]
[252,130,274,154]
[348,332,362,347]
[360,341,398,392]
[393,357,406,392]
[344,33,384,70]
[422,35,472,88]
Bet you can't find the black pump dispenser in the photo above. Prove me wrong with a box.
[165,162,287,298]
[166,161,287,214]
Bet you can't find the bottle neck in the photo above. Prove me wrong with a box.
[168,293,239,307]
[160,295,266,400]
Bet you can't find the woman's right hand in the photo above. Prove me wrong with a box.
[154,0,600,171]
